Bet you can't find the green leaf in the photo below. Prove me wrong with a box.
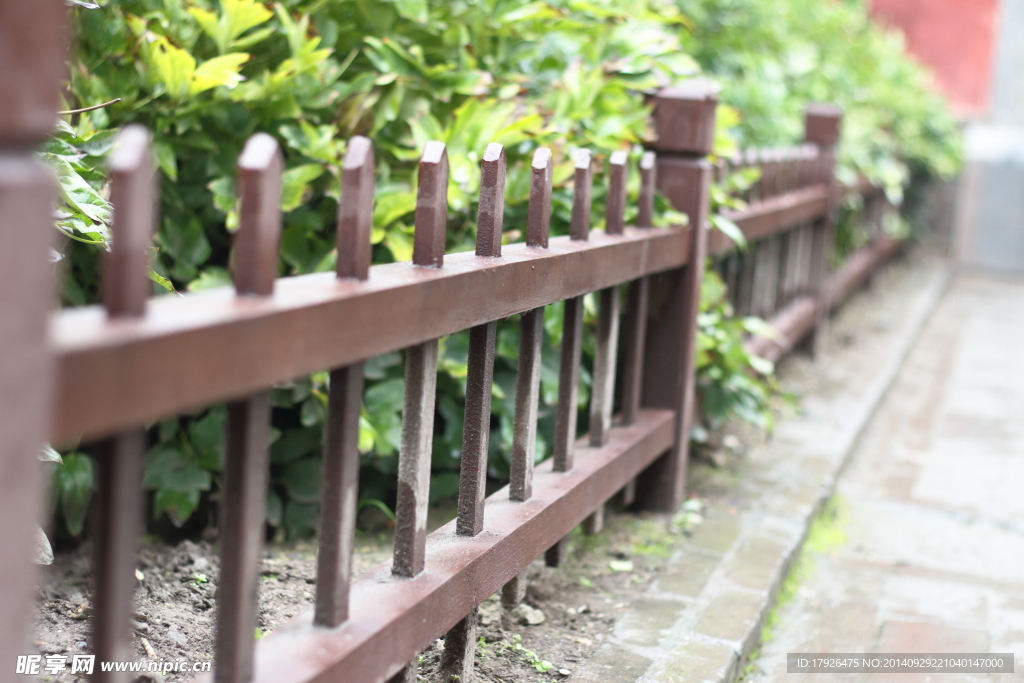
[710,214,747,249]
[148,268,177,294]
[283,499,319,538]
[153,488,201,527]
[152,140,178,181]
[57,453,94,537]
[188,267,233,292]
[192,53,250,95]
[281,163,325,212]
[393,0,428,23]
[147,37,196,100]
[282,457,322,503]
[144,445,212,492]
[266,489,283,526]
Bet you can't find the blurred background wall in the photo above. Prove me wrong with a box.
[870,0,1024,273]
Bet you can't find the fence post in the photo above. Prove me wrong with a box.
[803,104,842,356]
[634,83,717,512]
[0,1,64,679]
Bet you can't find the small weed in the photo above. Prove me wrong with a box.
[193,572,209,585]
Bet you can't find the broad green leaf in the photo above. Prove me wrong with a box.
[148,37,196,100]
[282,457,322,503]
[394,0,428,23]
[281,163,325,211]
[153,488,201,527]
[192,53,250,95]
[57,453,94,538]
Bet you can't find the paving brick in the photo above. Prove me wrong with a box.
[614,597,687,646]
[571,643,651,683]
[686,512,742,556]
[725,535,793,594]
[694,591,767,643]
[656,549,720,597]
[658,638,738,683]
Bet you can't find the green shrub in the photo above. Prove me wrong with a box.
[46,0,958,537]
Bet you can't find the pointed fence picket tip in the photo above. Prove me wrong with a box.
[638,151,656,229]
[337,135,375,281]
[234,132,283,298]
[104,124,155,319]
[605,150,628,236]
[476,142,507,258]
[570,149,593,242]
[527,147,552,248]
[413,140,449,268]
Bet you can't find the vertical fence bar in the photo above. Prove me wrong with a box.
[621,152,656,426]
[315,136,374,628]
[92,126,155,683]
[803,104,843,356]
[509,147,552,501]
[441,144,506,681]
[507,148,551,585]
[636,84,717,512]
[456,143,505,537]
[0,2,64,671]
[553,150,592,473]
[583,151,628,534]
[542,150,592,570]
[588,151,627,447]
[216,133,282,683]
[393,142,448,580]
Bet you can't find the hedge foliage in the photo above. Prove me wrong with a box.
[48,0,960,538]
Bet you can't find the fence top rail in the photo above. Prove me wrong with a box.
[51,225,689,444]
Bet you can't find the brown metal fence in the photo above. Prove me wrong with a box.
[0,5,898,683]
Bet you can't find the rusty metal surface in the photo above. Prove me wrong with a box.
[199,410,672,683]
[545,537,569,568]
[638,156,713,512]
[103,126,155,318]
[510,307,543,501]
[605,151,628,235]
[234,134,283,297]
[52,227,688,444]
[216,141,280,683]
[216,393,272,683]
[92,431,145,683]
[336,137,374,281]
[394,340,438,577]
[552,295,584,472]
[457,321,496,534]
[315,363,364,627]
[315,136,375,627]
[527,148,552,248]
[0,154,56,683]
[439,609,477,682]
[0,0,66,146]
[637,151,656,228]
[743,237,902,362]
[712,185,829,253]
[501,571,528,607]
[650,83,720,155]
[620,277,650,426]
[570,150,592,241]
[413,142,448,268]
[92,126,155,683]
[589,287,620,447]
[476,143,506,258]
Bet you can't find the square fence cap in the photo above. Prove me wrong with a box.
[650,79,720,155]
[804,103,843,147]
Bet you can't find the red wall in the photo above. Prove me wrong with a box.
[870,0,1000,118]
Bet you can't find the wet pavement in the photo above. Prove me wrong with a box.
[747,273,1024,683]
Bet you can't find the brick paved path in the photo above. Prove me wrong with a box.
[748,274,1024,683]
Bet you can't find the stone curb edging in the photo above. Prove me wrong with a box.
[572,263,951,683]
